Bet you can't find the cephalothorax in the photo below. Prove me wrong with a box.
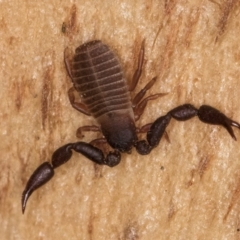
[22,40,240,213]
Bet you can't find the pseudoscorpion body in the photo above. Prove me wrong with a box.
[21,40,240,214]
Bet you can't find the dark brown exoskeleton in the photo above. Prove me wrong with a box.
[22,40,240,213]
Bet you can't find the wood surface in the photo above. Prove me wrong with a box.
[1,0,240,239]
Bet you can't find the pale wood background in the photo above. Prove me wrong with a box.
[1,0,240,239]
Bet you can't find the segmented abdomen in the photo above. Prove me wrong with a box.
[72,40,132,119]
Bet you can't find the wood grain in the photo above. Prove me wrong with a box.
[1,0,240,239]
